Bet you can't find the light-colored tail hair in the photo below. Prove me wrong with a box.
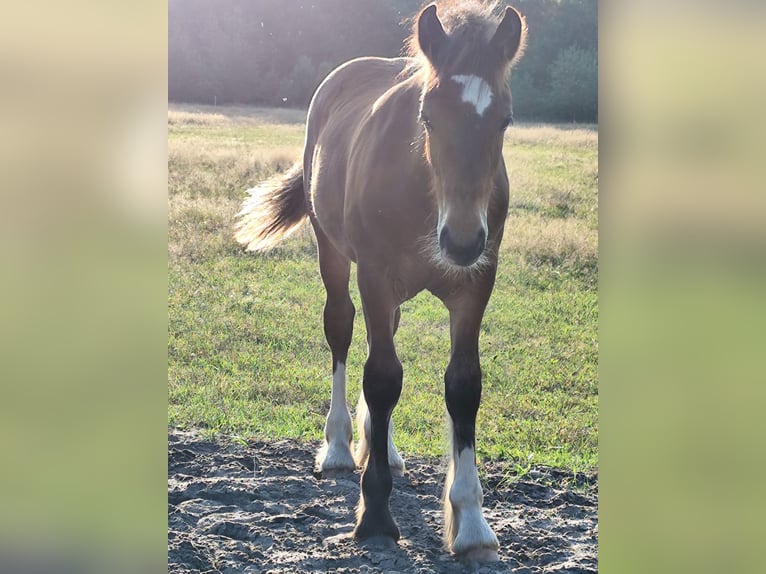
[234,161,308,251]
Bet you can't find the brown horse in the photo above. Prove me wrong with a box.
[236,1,526,561]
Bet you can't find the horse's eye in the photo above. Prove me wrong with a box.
[500,115,514,131]
[420,113,433,132]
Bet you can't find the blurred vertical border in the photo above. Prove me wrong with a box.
[0,1,167,572]
[601,1,766,572]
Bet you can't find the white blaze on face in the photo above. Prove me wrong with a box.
[451,75,493,116]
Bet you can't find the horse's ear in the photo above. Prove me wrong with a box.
[491,6,526,65]
[417,4,448,64]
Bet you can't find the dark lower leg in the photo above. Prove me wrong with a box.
[354,355,402,541]
[445,353,481,453]
[443,352,498,556]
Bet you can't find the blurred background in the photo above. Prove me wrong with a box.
[169,0,597,122]
[0,1,167,572]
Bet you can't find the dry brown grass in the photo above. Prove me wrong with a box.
[169,103,307,126]
[168,107,305,263]
[503,214,597,267]
[506,123,598,148]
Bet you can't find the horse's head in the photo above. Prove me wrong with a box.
[415,3,526,268]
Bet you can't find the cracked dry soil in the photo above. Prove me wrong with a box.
[168,429,597,573]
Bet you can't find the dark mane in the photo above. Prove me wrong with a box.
[405,1,527,81]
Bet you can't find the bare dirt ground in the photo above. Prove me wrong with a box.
[168,429,597,573]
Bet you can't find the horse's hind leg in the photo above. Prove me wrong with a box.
[355,306,405,475]
[314,226,356,474]
[441,281,499,561]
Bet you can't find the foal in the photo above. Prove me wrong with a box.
[236,1,526,561]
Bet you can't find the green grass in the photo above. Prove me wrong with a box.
[168,104,598,473]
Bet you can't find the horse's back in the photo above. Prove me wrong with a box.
[307,56,411,141]
[304,57,415,259]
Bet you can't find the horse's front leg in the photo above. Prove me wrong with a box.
[355,305,405,476]
[353,268,402,544]
[442,285,499,561]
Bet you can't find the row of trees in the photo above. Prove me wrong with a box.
[169,0,597,122]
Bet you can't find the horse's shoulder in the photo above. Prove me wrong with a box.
[309,57,419,139]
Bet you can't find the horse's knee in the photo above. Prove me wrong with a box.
[444,356,482,428]
[323,295,355,356]
[363,355,402,415]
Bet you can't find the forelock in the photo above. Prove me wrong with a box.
[406,1,509,83]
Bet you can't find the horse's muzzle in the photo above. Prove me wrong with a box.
[439,226,486,267]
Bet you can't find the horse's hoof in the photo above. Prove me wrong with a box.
[388,447,406,477]
[354,509,400,543]
[353,522,401,543]
[457,546,500,563]
[316,443,355,476]
[389,463,405,477]
[358,535,398,550]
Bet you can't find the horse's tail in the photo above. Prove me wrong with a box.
[234,161,308,252]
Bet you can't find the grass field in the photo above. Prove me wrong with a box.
[168,103,598,474]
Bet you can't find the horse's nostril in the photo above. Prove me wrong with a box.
[476,228,486,251]
[439,226,486,267]
[439,227,449,251]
